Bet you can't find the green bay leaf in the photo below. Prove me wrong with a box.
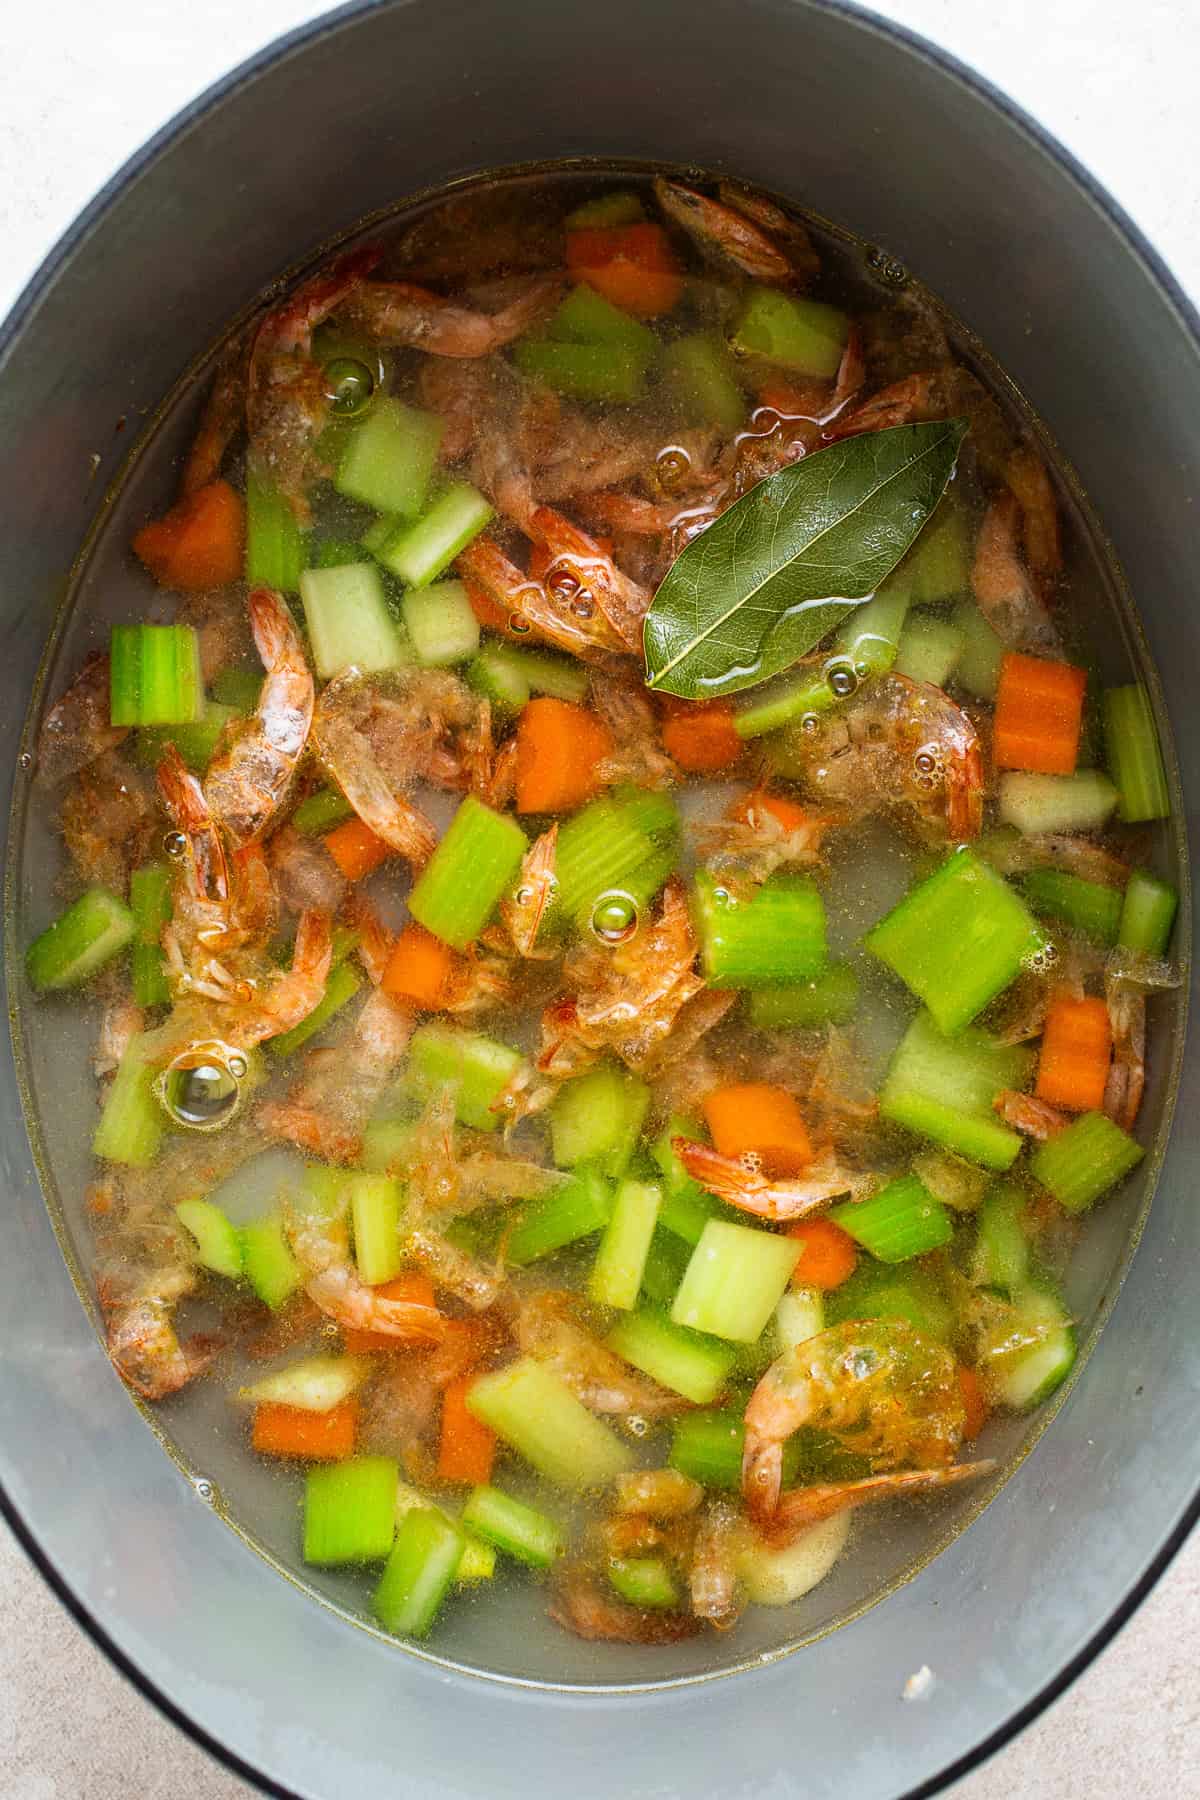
[642,419,968,699]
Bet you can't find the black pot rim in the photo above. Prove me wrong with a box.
[2,2,1196,1794]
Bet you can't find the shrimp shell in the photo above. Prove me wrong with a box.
[763,1461,997,1546]
[675,1139,873,1223]
[743,1320,965,1522]
[341,274,561,357]
[204,589,314,845]
[36,652,128,787]
[654,179,792,283]
[549,1568,701,1644]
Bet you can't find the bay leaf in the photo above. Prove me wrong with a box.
[642,419,968,699]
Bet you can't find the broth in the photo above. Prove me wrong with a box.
[12,167,1183,1679]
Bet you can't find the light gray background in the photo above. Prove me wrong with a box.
[1,1,1197,1795]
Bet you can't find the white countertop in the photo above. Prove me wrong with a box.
[2,2,1198,1795]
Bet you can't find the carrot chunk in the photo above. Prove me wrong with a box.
[437,1374,498,1485]
[515,696,614,813]
[341,1271,439,1354]
[957,1365,989,1440]
[993,653,1086,775]
[324,817,393,883]
[566,224,683,318]
[131,479,245,592]
[381,921,459,1010]
[659,697,743,772]
[729,786,810,832]
[785,1217,859,1290]
[703,1082,813,1178]
[1035,992,1112,1113]
[252,1398,358,1461]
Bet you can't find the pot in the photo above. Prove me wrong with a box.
[0,2,1195,1795]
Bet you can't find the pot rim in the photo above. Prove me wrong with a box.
[2,2,1197,1795]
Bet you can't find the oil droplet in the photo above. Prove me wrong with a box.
[800,713,821,735]
[227,1053,249,1079]
[625,1415,649,1439]
[508,614,532,636]
[741,1150,763,1175]
[827,662,858,699]
[515,884,534,908]
[546,562,580,601]
[656,445,692,491]
[572,595,595,620]
[193,1476,218,1504]
[163,830,187,859]
[157,1044,243,1131]
[591,890,639,944]
[323,356,376,416]
[867,247,908,287]
[18,751,32,772]
[1023,942,1059,975]
[914,750,937,776]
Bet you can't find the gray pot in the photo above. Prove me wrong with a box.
[0,2,1194,1795]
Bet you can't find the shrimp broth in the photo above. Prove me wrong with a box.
[12,167,1184,1685]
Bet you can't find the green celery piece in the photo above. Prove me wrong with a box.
[661,333,747,434]
[466,1358,635,1488]
[133,700,239,775]
[292,786,355,835]
[734,665,839,741]
[408,795,528,950]
[245,466,307,593]
[639,1228,693,1306]
[833,575,914,675]
[240,1214,303,1310]
[314,535,370,569]
[824,1261,955,1341]
[865,847,1045,1033]
[110,624,202,728]
[878,1010,1031,1170]
[210,666,264,712]
[693,869,826,989]
[334,399,443,517]
[298,563,409,680]
[350,1174,403,1286]
[1031,1111,1144,1212]
[378,482,494,589]
[985,1282,1076,1409]
[513,338,652,405]
[951,599,1006,700]
[175,1198,243,1280]
[970,1184,1031,1292]
[565,192,646,229]
[1021,869,1122,945]
[359,1116,417,1176]
[667,1410,810,1491]
[588,1178,661,1309]
[466,647,531,715]
[829,1173,953,1262]
[372,1507,464,1636]
[747,961,859,1030]
[671,1219,800,1343]
[26,887,135,992]
[1118,869,1178,958]
[505,1167,613,1265]
[92,1034,163,1167]
[408,1024,524,1133]
[775,1287,825,1352]
[894,611,965,688]
[305,1457,399,1566]
[130,862,172,1010]
[460,1484,564,1568]
[268,960,362,1058]
[552,787,679,927]
[545,282,658,356]
[997,769,1119,836]
[898,501,972,603]
[505,646,589,704]
[606,1307,736,1404]
[729,288,848,377]
[609,1558,680,1609]
[550,1063,650,1175]
[402,579,481,667]
[1103,684,1170,823]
